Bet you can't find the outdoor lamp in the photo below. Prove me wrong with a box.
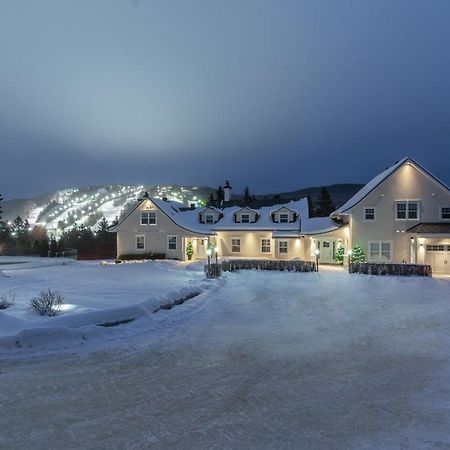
[206,248,212,257]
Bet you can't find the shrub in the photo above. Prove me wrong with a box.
[0,290,15,309]
[30,289,65,316]
[335,245,344,264]
[118,253,166,261]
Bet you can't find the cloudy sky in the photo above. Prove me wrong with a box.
[1,0,450,199]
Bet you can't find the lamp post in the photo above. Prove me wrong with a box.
[206,248,212,275]
[214,245,219,265]
[347,249,353,273]
[315,249,320,272]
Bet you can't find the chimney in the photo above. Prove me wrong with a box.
[223,180,232,202]
[162,195,168,201]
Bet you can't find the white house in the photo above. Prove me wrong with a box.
[110,157,450,274]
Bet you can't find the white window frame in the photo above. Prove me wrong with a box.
[440,206,450,221]
[141,210,157,225]
[395,200,420,221]
[260,238,271,254]
[231,237,241,254]
[167,235,178,251]
[279,213,289,223]
[278,240,288,254]
[205,214,214,224]
[368,240,392,262]
[363,206,376,222]
[136,234,145,250]
[241,213,250,223]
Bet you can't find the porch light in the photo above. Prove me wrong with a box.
[214,246,219,253]
[206,248,212,256]
[314,249,320,256]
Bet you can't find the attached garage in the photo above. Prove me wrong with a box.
[425,244,450,274]
[409,223,450,275]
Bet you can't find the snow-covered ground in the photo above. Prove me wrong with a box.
[0,257,208,344]
[1,266,450,448]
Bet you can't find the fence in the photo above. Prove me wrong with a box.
[350,262,432,277]
[221,259,316,273]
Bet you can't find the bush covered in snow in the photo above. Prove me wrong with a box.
[30,289,65,316]
[0,290,15,309]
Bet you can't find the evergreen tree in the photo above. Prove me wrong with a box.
[185,240,194,260]
[351,244,365,263]
[39,239,49,257]
[315,187,335,217]
[243,186,251,204]
[306,194,316,217]
[97,217,109,232]
[49,237,58,257]
[216,186,224,204]
[335,245,345,264]
[207,194,215,206]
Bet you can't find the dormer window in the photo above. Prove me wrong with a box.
[241,214,250,223]
[205,214,214,224]
[440,207,450,220]
[279,213,289,223]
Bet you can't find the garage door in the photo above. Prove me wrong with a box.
[425,245,450,274]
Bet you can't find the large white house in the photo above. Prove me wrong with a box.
[110,157,450,274]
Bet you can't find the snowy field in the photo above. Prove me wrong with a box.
[1,264,450,449]
[0,257,207,342]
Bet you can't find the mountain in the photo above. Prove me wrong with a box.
[1,183,363,234]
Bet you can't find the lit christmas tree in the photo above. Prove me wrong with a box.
[351,244,365,263]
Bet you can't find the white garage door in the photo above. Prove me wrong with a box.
[425,245,450,274]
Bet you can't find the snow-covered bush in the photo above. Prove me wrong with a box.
[0,290,15,309]
[30,289,65,316]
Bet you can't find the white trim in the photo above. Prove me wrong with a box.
[363,206,376,222]
[141,210,157,225]
[230,237,241,254]
[439,206,450,221]
[167,235,178,251]
[395,200,420,221]
[278,240,288,254]
[135,234,145,250]
[260,237,272,254]
[368,240,393,262]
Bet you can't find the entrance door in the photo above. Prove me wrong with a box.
[197,239,206,258]
[425,244,450,274]
[319,241,333,263]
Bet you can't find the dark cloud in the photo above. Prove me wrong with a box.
[1,0,450,199]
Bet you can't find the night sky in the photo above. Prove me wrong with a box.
[1,0,450,199]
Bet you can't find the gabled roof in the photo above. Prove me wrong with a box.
[234,206,259,215]
[331,157,450,217]
[198,206,221,214]
[270,205,297,214]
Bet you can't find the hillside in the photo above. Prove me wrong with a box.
[1,183,363,234]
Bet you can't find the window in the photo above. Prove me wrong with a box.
[279,241,288,254]
[396,201,419,220]
[141,211,156,225]
[364,207,376,221]
[231,238,241,253]
[136,235,145,250]
[322,241,330,248]
[241,214,250,223]
[167,235,177,250]
[279,213,289,223]
[441,207,450,220]
[261,239,271,253]
[369,241,392,261]
[205,214,214,224]
[426,244,446,252]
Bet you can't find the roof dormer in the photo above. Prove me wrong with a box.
[271,206,298,223]
[198,206,222,224]
[234,207,259,224]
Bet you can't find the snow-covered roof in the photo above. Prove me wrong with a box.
[331,157,409,216]
[111,196,342,236]
[332,157,450,217]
